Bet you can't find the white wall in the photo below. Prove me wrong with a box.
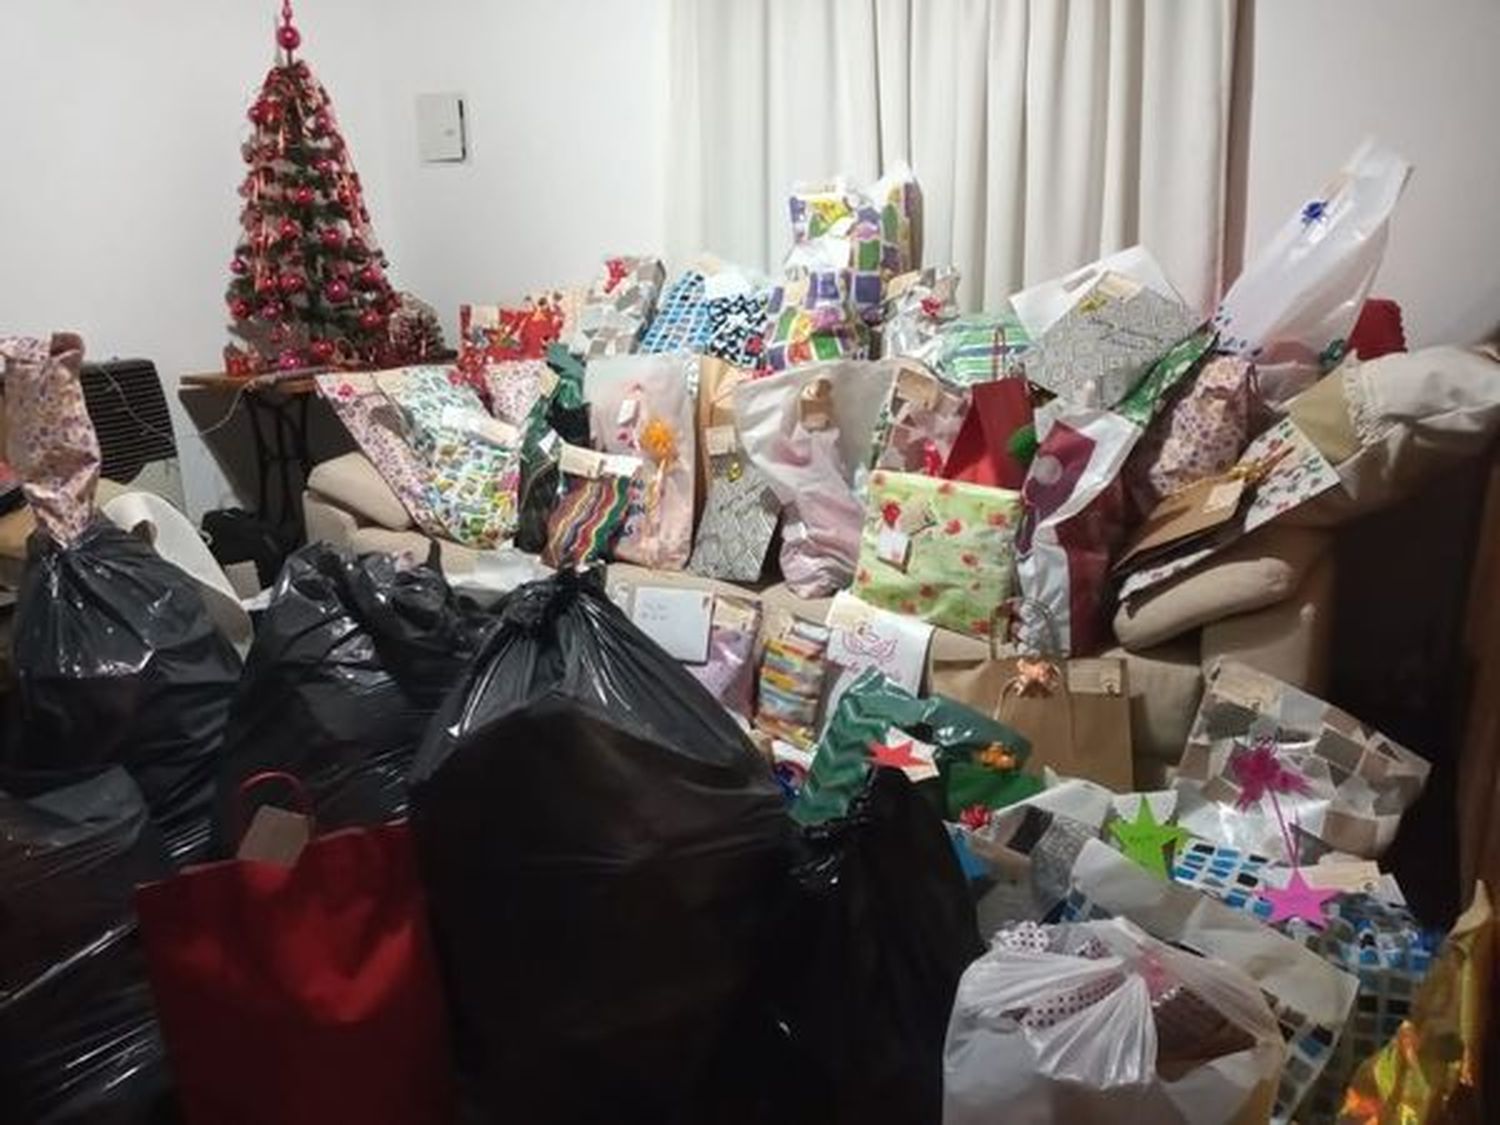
[1241,0,1500,348]
[0,0,398,517]
[373,0,668,340]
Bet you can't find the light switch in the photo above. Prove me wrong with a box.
[415,93,466,163]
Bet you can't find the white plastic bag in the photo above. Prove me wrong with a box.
[944,918,1284,1125]
[734,360,897,596]
[1214,140,1412,407]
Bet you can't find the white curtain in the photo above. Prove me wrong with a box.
[665,0,1237,314]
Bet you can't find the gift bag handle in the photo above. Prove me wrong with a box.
[234,770,316,849]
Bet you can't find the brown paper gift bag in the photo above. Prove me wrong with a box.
[931,600,1134,791]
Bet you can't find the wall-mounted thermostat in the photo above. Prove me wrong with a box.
[416,93,466,163]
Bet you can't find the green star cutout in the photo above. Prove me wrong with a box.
[1110,798,1190,879]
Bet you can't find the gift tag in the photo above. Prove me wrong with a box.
[237,805,313,867]
[559,442,605,479]
[876,524,912,569]
[705,424,737,457]
[631,586,714,663]
[616,395,640,427]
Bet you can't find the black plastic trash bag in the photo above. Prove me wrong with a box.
[409,570,792,1124]
[214,544,488,843]
[6,520,242,864]
[772,768,985,1125]
[0,768,176,1125]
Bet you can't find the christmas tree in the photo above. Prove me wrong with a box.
[224,1,396,373]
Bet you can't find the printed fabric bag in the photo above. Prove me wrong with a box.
[853,470,1021,639]
[761,269,870,373]
[315,372,447,537]
[1174,659,1431,862]
[136,775,454,1125]
[374,366,521,549]
[585,353,696,569]
[793,669,1036,826]
[735,361,897,597]
[1124,354,1254,515]
[868,359,971,475]
[541,443,639,569]
[930,598,1134,792]
[1016,408,1142,655]
[482,358,551,428]
[639,269,716,354]
[568,255,665,358]
[944,918,1285,1125]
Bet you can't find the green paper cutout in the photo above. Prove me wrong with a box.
[1110,798,1190,879]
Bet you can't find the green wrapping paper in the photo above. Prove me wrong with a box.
[853,471,1021,639]
[792,669,1037,827]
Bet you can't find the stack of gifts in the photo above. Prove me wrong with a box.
[280,139,1500,1124]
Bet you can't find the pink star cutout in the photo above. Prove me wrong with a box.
[1261,870,1337,929]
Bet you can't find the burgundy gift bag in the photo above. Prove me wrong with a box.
[135,774,454,1125]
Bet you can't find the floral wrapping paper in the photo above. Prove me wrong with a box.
[761,270,870,373]
[853,471,1021,638]
[868,361,970,475]
[315,372,447,537]
[374,366,520,549]
[482,360,549,429]
[1125,354,1253,513]
[1,334,98,546]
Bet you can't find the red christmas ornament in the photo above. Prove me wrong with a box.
[358,307,384,331]
[259,299,286,321]
[290,185,316,207]
[277,348,304,371]
[314,157,337,177]
[318,227,344,250]
[356,263,382,289]
[228,297,253,320]
[254,274,279,296]
[347,234,368,258]
[312,111,333,136]
[277,218,301,242]
[324,278,351,303]
[308,338,336,363]
[230,257,249,275]
[277,24,301,52]
[277,273,306,294]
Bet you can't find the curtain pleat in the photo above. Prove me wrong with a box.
[667,0,1234,313]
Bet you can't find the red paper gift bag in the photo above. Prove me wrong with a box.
[135,776,454,1125]
[943,378,1034,490]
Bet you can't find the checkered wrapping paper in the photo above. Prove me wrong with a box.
[639,270,716,354]
[1170,840,1440,1124]
[702,291,769,368]
[570,256,665,358]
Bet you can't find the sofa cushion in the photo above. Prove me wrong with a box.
[307,451,413,531]
[1288,345,1500,527]
[1200,550,1335,698]
[1114,524,1330,651]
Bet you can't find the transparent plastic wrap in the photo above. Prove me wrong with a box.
[213,544,489,845]
[408,570,792,1124]
[943,918,1284,1124]
[0,769,175,1125]
[6,520,243,864]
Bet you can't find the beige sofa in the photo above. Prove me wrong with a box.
[302,450,1335,785]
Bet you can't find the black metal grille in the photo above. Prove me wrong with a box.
[78,359,178,484]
